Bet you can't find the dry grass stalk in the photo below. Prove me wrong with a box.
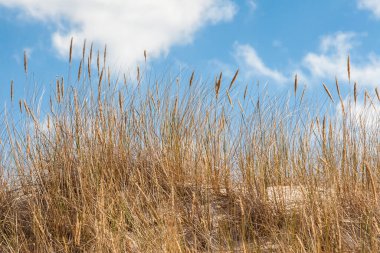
[226,90,233,106]
[243,84,248,99]
[228,69,239,91]
[56,79,61,103]
[18,99,22,113]
[294,74,298,96]
[103,44,107,66]
[215,72,222,99]
[108,67,111,86]
[354,82,358,105]
[1,43,380,253]
[82,39,86,60]
[335,77,345,114]
[347,55,351,83]
[375,88,380,102]
[10,80,13,102]
[60,77,64,98]
[89,42,93,63]
[364,162,378,205]
[137,66,140,84]
[365,91,376,110]
[69,37,73,64]
[189,71,195,87]
[77,59,82,82]
[23,50,28,74]
[322,83,335,103]
[97,50,100,77]
[87,56,91,79]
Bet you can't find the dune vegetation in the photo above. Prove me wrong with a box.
[0,41,379,252]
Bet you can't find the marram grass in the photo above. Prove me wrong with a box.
[0,44,379,252]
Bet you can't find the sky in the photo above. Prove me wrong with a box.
[0,0,380,120]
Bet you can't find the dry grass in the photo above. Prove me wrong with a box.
[0,43,379,252]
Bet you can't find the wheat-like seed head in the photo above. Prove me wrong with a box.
[243,84,248,100]
[189,71,195,87]
[97,50,100,77]
[10,80,13,102]
[226,90,233,106]
[69,37,73,64]
[103,44,107,66]
[215,72,222,99]
[18,99,22,113]
[87,57,91,79]
[89,42,93,63]
[56,79,61,103]
[335,77,345,114]
[347,55,351,83]
[77,60,83,82]
[82,39,86,60]
[228,69,239,91]
[61,77,64,98]
[322,83,334,103]
[23,51,28,74]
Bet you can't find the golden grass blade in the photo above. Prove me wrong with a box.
[69,37,73,64]
[103,44,107,66]
[322,83,335,103]
[18,99,22,113]
[97,50,100,77]
[364,161,378,205]
[61,77,64,98]
[354,82,357,105]
[226,90,233,106]
[87,56,91,79]
[228,69,239,91]
[243,84,248,100]
[365,90,376,110]
[375,88,380,102]
[23,51,28,74]
[77,60,82,82]
[215,72,222,99]
[10,80,13,102]
[82,39,86,60]
[347,55,351,83]
[335,77,345,114]
[137,66,140,83]
[189,71,195,87]
[56,79,60,103]
[89,42,93,63]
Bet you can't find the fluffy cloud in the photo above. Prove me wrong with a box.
[301,32,380,88]
[233,43,288,84]
[0,0,237,67]
[358,0,380,18]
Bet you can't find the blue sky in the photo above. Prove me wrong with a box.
[1,0,380,110]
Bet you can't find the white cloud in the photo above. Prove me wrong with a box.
[0,0,237,67]
[358,0,380,18]
[233,43,288,84]
[301,32,380,88]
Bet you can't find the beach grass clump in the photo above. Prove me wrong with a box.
[0,42,379,252]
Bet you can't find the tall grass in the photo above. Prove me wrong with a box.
[0,43,379,252]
